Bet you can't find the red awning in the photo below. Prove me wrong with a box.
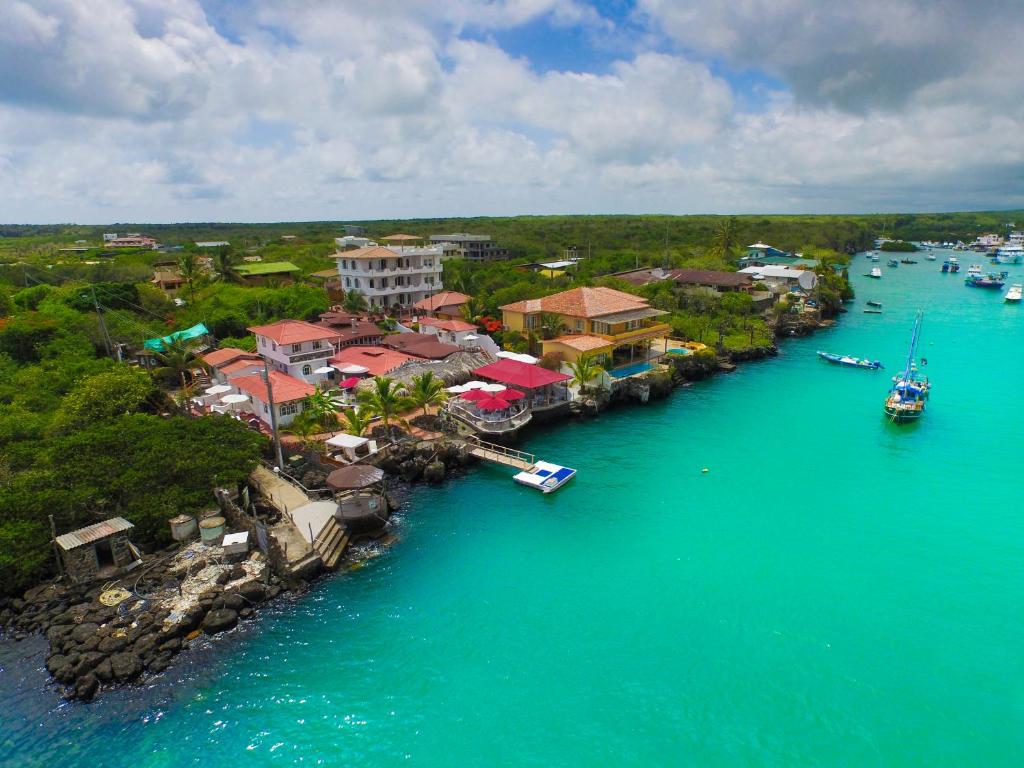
[476,395,512,411]
[461,389,489,401]
[472,359,571,389]
[339,376,362,388]
[499,388,525,400]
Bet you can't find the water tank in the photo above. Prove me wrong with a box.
[199,516,226,544]
[168,514,198,542]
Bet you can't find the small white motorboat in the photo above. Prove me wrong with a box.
[513,461,576,493]
[967,264,983,277]
[1005,284,1022,302]
[869,267,882,279]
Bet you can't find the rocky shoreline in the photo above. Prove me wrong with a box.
[0,317,828,703]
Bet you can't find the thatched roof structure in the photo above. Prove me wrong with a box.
[354,349,496,392]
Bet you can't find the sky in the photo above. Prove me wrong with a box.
[1,0,1022,223]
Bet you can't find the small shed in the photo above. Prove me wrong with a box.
[55,517,137,582]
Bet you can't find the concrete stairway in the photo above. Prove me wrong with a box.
[313,518,351,570]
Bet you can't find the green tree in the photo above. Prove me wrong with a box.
[53,366,157,432]
[568,353,605,393]
[284,410,322,452]
[177,251,201,303]
[155,338,200,396]
[212,247,240,282]
[343,289,368,314]
[536,311,567,340]
[720,291,753,317]
[341,406,372,437]
[356,376,412,431]
[408,371,448,416]
[708,216,740,263]
[303,385,338,428]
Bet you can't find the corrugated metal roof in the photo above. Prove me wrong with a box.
[56,517,134,550]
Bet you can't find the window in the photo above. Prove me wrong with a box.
[345,277,351,287]
[263,403,268,413]
[272,342,277,351]
[291,344,302,353]
[302,364,312,375]
[312,340,322,350]
[354,278,360,288]
[575,319,584,332]
[379,259,387,270]
[280,402,299,416]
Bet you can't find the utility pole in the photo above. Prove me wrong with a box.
[91,285,114,359]
[263,358,285,469]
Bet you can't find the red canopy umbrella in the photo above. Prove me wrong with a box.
[339,376,362,388]
[476,395,512,411]
[461,389,489,401]
[499,388,525,401]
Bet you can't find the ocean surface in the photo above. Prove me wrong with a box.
[3,250,1024,766]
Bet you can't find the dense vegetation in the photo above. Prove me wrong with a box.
[879,241,919,252]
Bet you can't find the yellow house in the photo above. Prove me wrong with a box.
[500,287,671,366]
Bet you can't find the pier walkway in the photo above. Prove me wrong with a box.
[466,436,535,471]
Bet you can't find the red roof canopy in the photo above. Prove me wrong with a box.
[248,319,337,345]
[472,359,571,389]
[232,370,315,403]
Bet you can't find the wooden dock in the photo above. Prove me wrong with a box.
[465,436,535,471]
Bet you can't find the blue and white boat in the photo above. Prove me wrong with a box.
[817,351,883,370]
[513,461,576,493]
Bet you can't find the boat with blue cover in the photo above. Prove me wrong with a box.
[884,311,929,424]
[513,461,576,493]
[817,352,883,369]
[941,257,960,273]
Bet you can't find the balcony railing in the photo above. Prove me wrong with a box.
[448,401,532,434]
[288,349,334,364]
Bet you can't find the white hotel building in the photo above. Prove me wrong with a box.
[247,320,338,385]
[334,235,447,310]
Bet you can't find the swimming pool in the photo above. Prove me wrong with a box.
[610,361,654,378]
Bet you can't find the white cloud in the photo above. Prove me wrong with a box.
[0,0,1021,222]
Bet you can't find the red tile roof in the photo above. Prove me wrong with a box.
[473,359,571,388]
[220,358,265,375]
[233,370,315,404]
[381,334,461,359]
[417,317,477,332]
[500,287,648,319]
[329,346,415,376]
[331,245,402,261]
[201,347,260,367]
[412,291,470,312]
[248,319,337,345]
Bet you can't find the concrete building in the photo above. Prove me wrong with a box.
[335,235,377,250]
[429,233,509,262]
[232,370,315,427]
[333,238,445,311]
[249,319,338,385]
[738,265,808,291]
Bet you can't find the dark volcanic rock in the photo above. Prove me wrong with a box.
[69,622,99,644]
[423,460,446,484]
[74,673,99,702]
[109,652,143,682]
[97,634,129,654]
[158,636,182,654]
[94,658,113,682]
[237,581,266,603]
[201,609,238,635]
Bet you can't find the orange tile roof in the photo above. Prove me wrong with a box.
[500,287,648,319]
[417,317,477,332]
[332,245,403,261]
[220,358,265,375]
[381,233,421,241]
[546,334,614,353]
[328,346,415,377]
[233,370,315,403]
[248,319,337,345]
[412,291,470,312]
[202,347,259,367]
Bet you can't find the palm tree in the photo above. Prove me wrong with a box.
[709,216,739,263]
[284,411,322,452]
[212,247,239,282]
[536,311,567,340]
[176,251,200,303]
[356,376,413,432]
[343,289,367,314]
[341,407,372,437]
[408,371,448,417]
[156,338,200,394]
[568,353,605,394]
[459,296,485,324]
[303,385,338,429]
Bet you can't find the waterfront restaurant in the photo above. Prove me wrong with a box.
[472,358,572,413]
[500,286,670,368]
[445,384,532,436]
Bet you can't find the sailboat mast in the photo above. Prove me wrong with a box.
[902,310,923,377]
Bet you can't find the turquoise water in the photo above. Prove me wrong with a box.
[4,251,1024,766]
[611,360,655,378]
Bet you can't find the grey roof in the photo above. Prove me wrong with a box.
[594,307,668,323]
[56,517,133,550]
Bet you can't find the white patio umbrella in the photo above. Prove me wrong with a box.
[513,353,538,364]
[463,333,479,340]
[220,393,250,409]
[463,380,487,389]
[496,351,517,359]
[446,384,468,393]
[204,384,232,395]
[337,363,369,375]
[481,383,505,393]
[313,366,335,375]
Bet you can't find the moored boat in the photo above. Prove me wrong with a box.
[866,300,882,307]
[863,308,883,314]
[966,264,983,277]
[900,258,918,264]
[884,311,929,424]
[887,259,899,267]
[1005,283,1022,302]
[965,273,1006,288]
[818,351,883,369]
[869,267,882,278]
[513,461,576,493]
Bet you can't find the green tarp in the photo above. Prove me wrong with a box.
[143,322,209,351]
